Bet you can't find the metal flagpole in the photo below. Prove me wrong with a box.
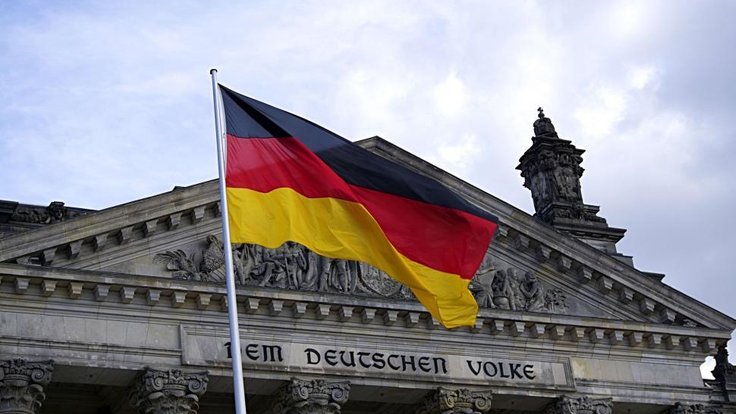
[209,68,248,414]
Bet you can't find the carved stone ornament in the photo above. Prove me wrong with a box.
[534,107,559,138]
[669,402,723,414]
[415,387,492,414]
[469,264,569,314]
[270,378,350,414]
[154,237,414,299]
[129,368,208,414]
[0,358,54,414]
[156,237,572,315]
[544,395,613,414]
[9,201,85,224]
[710,344,736,403]
[518,109,612,226]
[712,345,736,383]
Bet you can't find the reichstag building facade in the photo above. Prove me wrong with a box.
[1,112,734,414]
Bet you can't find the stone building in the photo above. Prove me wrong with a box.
[1,111,735,414]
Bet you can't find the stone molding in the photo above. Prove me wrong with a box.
[0,263,728,355]
[269,378,350,414]
[544,395,613,414]
[0,358,54,414]
[0,191,720,332]
[129,367,208,414]
[415,387,492,414]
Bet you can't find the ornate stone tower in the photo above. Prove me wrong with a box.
[517,108,631,264]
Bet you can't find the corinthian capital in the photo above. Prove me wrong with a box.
[270,378,350,414]
[416,387,493,414]
[129,367,208,414]
[0,358,54,414]
[545,395,613,414]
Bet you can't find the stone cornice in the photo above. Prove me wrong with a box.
[0,263,729,359]
[0,181,218,264]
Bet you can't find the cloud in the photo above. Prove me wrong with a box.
[1,0,735,374]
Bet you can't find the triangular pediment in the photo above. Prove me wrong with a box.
[0,137,733,333]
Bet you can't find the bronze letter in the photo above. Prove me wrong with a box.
[498,362,510,378]
[483,361,498,377]
[418,356,431,372]
[339,350,356,367]
[387,354,401,370]
[305,348,321,365]
[467,360,482,376]
[325,349,338,366]
[262,345,283,362]
[401,355,416,372]
[372,353,386,369]
[433,357,448,375]
[523,364,536,380]
[510,363,522,379]
[244,343,259,361]
[357,352,372,368]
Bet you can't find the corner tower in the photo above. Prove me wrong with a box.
[517,108,631,265]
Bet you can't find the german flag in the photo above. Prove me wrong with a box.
[220,85,498,328]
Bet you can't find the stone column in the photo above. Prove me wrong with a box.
[544,395,613,414]
[415,387,492,414]
[129,367,208,414]
[269,378,350,414]
[0,358,54,414]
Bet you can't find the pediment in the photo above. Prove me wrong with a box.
[0,138,733,333]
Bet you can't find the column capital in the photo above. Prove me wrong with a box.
[669,402,723,414]
[545,395,613,414]
[270,378,350,414]
[129,367,208,414]
[0,358,54,414]
[416,387,493,414]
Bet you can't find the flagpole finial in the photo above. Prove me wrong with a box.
[210,68,218,75]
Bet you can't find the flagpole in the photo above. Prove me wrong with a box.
[210,68,248,414]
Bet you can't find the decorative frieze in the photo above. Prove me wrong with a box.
[544,395,612,414]
[270,378,350,414]
[129,367,208,414]
[154,236,573,317]
[0,358,54,414]
[415,387,492,414]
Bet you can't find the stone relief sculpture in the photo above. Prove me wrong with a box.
[10,201,86,224]
[155,236,569,314]
[469,266,568,314]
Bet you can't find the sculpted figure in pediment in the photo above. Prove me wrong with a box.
[491,270,516,310]
[154,238,568,314]
[519,271,545,312]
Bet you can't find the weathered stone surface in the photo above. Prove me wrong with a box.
[711,345,736,403]
[544,395,612,414]
[154,236,575,316]
[516,109,627,260]
[269,378,350,414]
[1,136,735,414]
[415,387,492,414]
[0,358,54,414]
[669,402,724,414]
[129,367,208,414]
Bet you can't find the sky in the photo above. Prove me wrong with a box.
[1,1,735,376]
